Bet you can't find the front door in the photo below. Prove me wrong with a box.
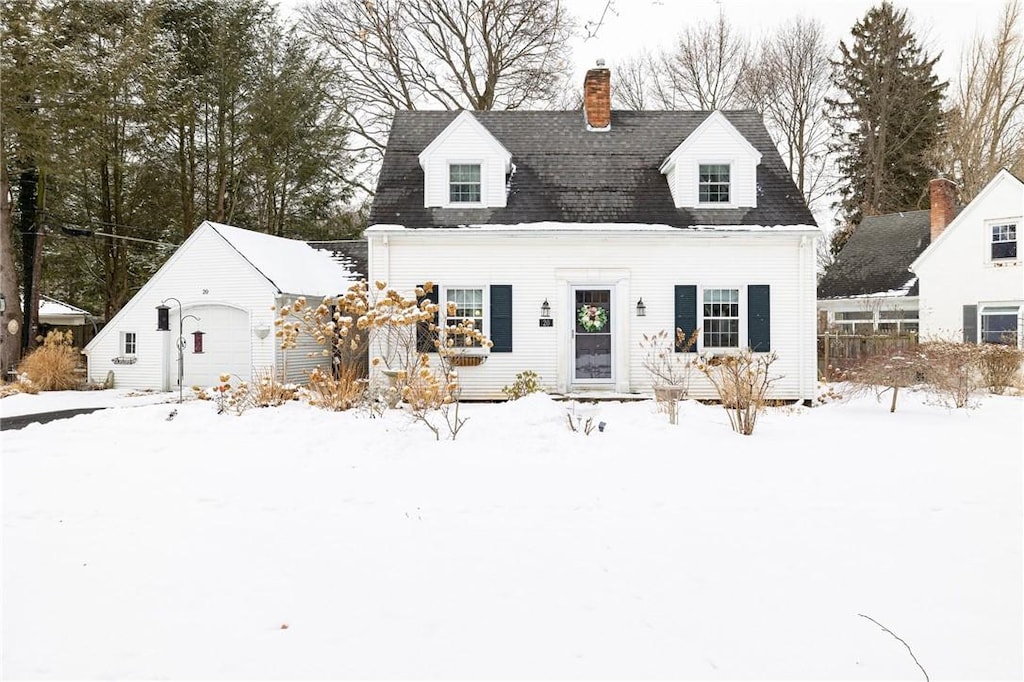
[573,288,613,383]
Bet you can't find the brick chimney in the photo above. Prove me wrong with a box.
[929,177,957,242]
[583,60,611,130]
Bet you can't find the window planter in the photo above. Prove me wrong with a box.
[449,355,487,367]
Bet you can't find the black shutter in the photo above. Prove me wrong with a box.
[490,285,513,353]
[674,285,698,352]
[416,283,439,352]
[963,304,978,343]
[747,285,771,352]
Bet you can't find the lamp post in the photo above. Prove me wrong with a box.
[157,297,200,404]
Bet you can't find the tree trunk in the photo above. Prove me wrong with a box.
[17,163,41,353]
[0,164,23,376]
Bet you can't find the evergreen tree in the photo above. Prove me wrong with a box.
[828,2,947,237]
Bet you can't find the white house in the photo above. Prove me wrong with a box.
[816,178,963,335]
[83,221,356,390]
[910,169,1024,345]
[366,64,820,401]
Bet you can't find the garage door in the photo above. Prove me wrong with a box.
[176,305,252,389]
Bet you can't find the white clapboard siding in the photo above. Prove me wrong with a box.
[912,170,1024,339]
[665,112,761,209]
[83,225,347,391]
[368,228,818,401]
[420,112,510,209]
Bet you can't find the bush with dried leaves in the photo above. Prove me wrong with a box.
[697,349,781,435]
[17,330,80,391]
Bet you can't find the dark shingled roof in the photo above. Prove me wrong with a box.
[308,240,368,281]
[369,110,816,229]
[818,210,948,299]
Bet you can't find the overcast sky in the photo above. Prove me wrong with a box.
[567,0,1004,86]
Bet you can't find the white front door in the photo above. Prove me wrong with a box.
[572,287,614,385]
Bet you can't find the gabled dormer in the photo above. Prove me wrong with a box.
[418,110,513,209]
[659,111,762,209]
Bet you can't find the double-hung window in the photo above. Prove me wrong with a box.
[991,223,1017,261]
[981,306,1021,346]
[449,164,481,204]
[699,164,730,203]
[445,287,485,348]
[121,331,137,356]
[703,288,740,348]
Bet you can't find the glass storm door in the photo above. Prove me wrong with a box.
[573,288,613,382]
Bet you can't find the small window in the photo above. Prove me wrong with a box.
[703,288,739,348]
[981,306,1020,345]
[991,223,1017,260]
[449,164,481,203]
[699,164,730,203]
[122,332,137,355]
[445,287,485,348]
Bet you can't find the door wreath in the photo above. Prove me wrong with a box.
[577,304,609,332]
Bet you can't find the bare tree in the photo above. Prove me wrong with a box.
[301,0,575,183]
[939,0,1024,200]
[652,12,751,110]
[744,17,836,211]
[612,51,656,110]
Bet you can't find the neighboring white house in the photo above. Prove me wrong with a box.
[83,221,356,390]
[910,169,1024,346]
[816,178,961,335]
[366,64,820,401]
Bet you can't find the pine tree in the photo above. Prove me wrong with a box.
[828,2,947,235]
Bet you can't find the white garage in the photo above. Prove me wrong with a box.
[83,221,357,391]
[174,304,252,389]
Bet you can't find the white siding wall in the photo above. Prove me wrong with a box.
[915,175,1024,340]
[85,228,277,390]
[422,121,508,208]
[274,293,344,384]
[670,116,759,208]
[369,229,817,401]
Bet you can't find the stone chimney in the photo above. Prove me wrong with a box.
[929,177,957,242]
[583,60,611,130]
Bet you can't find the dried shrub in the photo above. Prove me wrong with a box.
[917,341,984,408]
[641,328,699,424]
[502,370,543,400]
[17,330,80,391]
[697,349,781,435]
[250,368,299,407]
[841,350,924,412]
[978,343,1023,395]
[0,374,39,396]
[305,365,365,411]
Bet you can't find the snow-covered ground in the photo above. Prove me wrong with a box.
[2,386,1021,680]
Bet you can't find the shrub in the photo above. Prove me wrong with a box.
[641,328,699,425]
[304,365,364,411]
[250,368,299,407]
[918,341,984,408]
[842,350,924,412]
[502,370,543,400]
[978,343,1023,395]
[697,349,781,435]
[17,330,80,391]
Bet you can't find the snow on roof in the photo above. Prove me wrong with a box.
[204,222,355,296]
[39,295,93,317]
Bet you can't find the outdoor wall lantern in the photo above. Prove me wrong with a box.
[636,298,647,317]
[541,299,551,318]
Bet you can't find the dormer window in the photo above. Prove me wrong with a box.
[699,164,731,203]
[449,163,482,203]
[991,222,1017,260]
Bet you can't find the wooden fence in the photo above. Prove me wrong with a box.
[818,333,919,377]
